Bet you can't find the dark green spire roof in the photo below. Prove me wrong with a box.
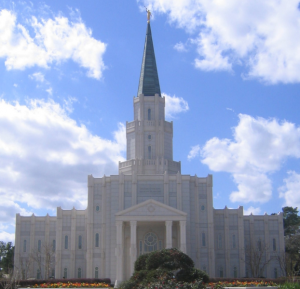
[137,22,161,97]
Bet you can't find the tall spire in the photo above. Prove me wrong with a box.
[137,22,161,97]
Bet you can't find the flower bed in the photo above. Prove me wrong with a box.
[207,281,278,288]
[32,282,112,288]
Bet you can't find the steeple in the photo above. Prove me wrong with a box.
[137,22,161,97]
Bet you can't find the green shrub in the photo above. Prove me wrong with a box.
[176,267,209,283]
[134,253,149,271]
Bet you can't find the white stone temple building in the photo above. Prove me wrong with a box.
[14,19,285,285]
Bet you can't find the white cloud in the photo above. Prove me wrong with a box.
[201,114,300,203]
[0,9,106,79]
[279,171,300,208]
[141,0,300,83]
[174,42,187,52]
[29,72,45,83]
[0,98,126,217]
[13,83,18,87]
[46,87,53,95]
[0,231,15,243]
[163,93,189,119]
[243,206,261,215]
[187,145,201,160]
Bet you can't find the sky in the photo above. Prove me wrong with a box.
[0,0,300,243]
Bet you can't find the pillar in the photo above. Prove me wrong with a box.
[165,221,172,248]
[130,221,137,276]
[115,221,124,288]
[179,221,187,253]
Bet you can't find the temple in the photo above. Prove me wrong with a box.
[14,19,285,287]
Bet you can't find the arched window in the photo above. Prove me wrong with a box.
[144,232,158,253]
[202,232,206,247]
[78,268,81,278]
[63,268,67,279]
[38,240,41,252]
[78,235,82,249]
[51,268,55,278]
[232,234,236,249]
[148,146,151,159]
[95,267,99,278]
[65,236,68,249]
[233,266,237,278]
[273,238,276,251]
[274,267,278,278]
[148,108,151,120]
[23,240,26,252]
[52,240,56,252]
[95,233,99,247]
[37,269,41,279]
[218,234,222,249]
[219,266,224,277]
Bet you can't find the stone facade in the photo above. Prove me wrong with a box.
[14,21,285,285]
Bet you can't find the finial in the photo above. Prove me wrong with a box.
[145,7,152,22]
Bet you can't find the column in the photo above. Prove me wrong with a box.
[165,221,172,249]
[179,221,187,253]
[130,221,137,276]
[70,209,76,278]
[115,221,124,288]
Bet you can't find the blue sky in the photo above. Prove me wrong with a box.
[1,0,300,243]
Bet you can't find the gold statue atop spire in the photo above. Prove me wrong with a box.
[146,8,152,22]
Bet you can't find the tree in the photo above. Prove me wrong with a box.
[0,242,14,275]
[243,238,272,278]
[282,207,300,236]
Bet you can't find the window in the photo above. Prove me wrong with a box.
[257,239,262,251]
[202,266,207,273]
[51,269,55,278]
[38,240,41,252]
[148,146,151,159]
[23,240,26,252]
[139,240,143,256]
[144,232,158,253]
[65,236,68,249]
[273,238,276,251]
[201,205,205,211]
[218,234,222,249]
[219,266,224,277]
[159,240,162,250]
[95,233,99,247]
[274,268,278,278]
[233,266,237,278]
[52,240,56,252]
[78,268,82,278]
[78,235,82,249]
[202,232,206,247]
[37,269,41,279]
[148,108,151,120]
[96,205,100,211]
[148,134,151,140]
[63,268,67,279]
[95,267,99,278]
[232,235,236,249]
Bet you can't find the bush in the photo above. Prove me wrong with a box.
[120,248,208,289]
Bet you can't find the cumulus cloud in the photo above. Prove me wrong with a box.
[163,93,189,119]
[174,42,187,52]
[29,72,45,83]
[0,231,15,243]
[279,171,300,208]
[243,206,261,215]
[200,114,300,203]
[141,0,300,83]
[0,98,126,218]
[0,9,106,79]
[187,145,201,160]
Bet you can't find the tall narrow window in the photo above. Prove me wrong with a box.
[52,240,56,252]
[274,268,278,278]
[139,240,143,256]
[257,239,262,251]
[78,268,82,278]
[63,268,67,279]
[38,240,41,252]
[37,269,41,279]
[95,267,99,278]
[65,236,68,249]
[148,108,151,120]
[95,233,99,247]
[232,235,236,249]
[218,234,222,249]
[202,266,207,273]
[148,146,151,159]
[78,235,82,249]
[23,240,26,252]
[51,269,55,278]
[233,266,237,278]
[273,238,276,251]
[219,266,224,277]
[202,233,206,247]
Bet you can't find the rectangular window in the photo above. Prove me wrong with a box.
[95,267,98,278]
[23,240,26,252]
[232,235,236,249]
[139,240,143,256]
[273,238,276,251]
[65,236,68,249]
[52,240,56,252]
[78,268,81,278]
[78,235,82,249]
[64,268,67,279]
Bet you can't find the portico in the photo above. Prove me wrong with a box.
[114,199,187,285]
